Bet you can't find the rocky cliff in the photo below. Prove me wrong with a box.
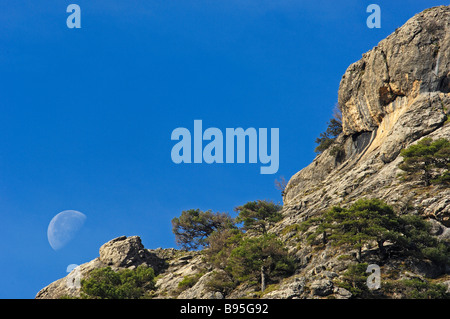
[37,6,450,299]
[283,5,450,223]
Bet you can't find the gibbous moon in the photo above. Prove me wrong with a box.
[47,210,86,250]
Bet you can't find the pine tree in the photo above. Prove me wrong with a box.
[234,200,282,234]
[172,209,234,250]
[226,234,295,291]
[314,104,343,154]
[399,137,450,186]
[301,198,450,264]
[303,199,403,261]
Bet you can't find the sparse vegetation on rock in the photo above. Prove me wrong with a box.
[301,199,450,265]
[314,106,343,154]
[79,265,155,299]
[399,137,450,186]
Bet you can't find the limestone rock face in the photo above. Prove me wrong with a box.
[339,6,450,135]
[177,271,224,299]
[263,277,305,299]
[283,6,450,229]
[99,236,149,268]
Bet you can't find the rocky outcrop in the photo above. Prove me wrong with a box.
[36,236,169,299]
[339,6,450,135]
[263,276,306,299]
[98,236,165,271]
[177,271,224,299]
[36,235,214,299]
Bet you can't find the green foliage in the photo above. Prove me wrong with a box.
[302,198,402,261]
[399,137,450,186]
[383,278,450,299]
[335,263,369,297]
[178,273,204,291]
[80,265,155,299]
[204,229,295,293]
[172,209,234,250]
[281,224,301,236]
[204,271,237,295]
[274,176,288,197]
[432,170,450,185]
[204,228,243,270]
[226,234,296,283]
[301,198,450,264]
[400,215,450,265]
[235,200,282,234]
[315,118,343,154]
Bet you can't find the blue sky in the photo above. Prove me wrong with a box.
[0,0,446,298]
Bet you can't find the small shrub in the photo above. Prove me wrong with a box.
[399,137,450,187]
[204,228,243,270]
[235,200,282,234]
[300,198,450,264]
[177,272,204,291]
[80,265,155,299]
[281,224,301,236]
[314,105,343,154]
[382,278,450,299]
